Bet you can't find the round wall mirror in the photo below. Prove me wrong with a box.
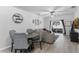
[12,13,23,24]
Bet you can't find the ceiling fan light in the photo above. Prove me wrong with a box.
[51,15,54,18]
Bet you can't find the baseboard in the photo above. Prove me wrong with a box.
[0,46,11,51]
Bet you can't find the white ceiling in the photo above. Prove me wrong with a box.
[15,6,58,13]
[15,6,76,17]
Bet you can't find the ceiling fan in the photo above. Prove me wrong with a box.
[37,6,76,17]
[37,6,76,31]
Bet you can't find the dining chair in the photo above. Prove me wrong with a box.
[13,33,32,53]
[27,29,43,50]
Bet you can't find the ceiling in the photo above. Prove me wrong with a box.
[15,6,76,17]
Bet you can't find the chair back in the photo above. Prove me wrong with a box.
[36,29,43,41]
[27,29,34,34]
[39,29,43,41]
[13,33,29,49]
[9,30,16,41]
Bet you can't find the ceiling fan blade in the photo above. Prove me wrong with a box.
[55,6,71,11]
[40,12,50,14]
[39,6,60,12]
[54,11,74,16]
[47,6,60,12]
[53,6,60,11]
[40,13,50,16]
[37,11,50,15]
[40,9,50,12]
[56,9,75,12]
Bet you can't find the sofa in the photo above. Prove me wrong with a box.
[70,22,79,42]
[70,30,79,42]
[27,29,58,44]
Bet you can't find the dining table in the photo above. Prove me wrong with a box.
[27,33,39,39]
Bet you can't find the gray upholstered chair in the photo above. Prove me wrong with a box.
[33,29,43,50]
[27,29,34,34]
[9,30,16,52]
[27,29,43,50]
[13,33,31,53]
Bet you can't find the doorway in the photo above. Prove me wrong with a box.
[52,20,66,34]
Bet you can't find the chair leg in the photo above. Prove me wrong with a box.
[15,49,17,53]
[31,42,34,49]
[11,43,13,52]
[20,49,23,53]
[40,42,42,50]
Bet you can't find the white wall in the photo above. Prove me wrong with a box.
[43,13,74,35]
[0,6,44,50]
[74,6,79,18]
[43,16,51,30]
